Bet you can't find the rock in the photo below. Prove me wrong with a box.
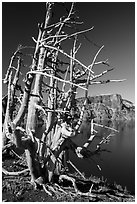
[77,94,135,121]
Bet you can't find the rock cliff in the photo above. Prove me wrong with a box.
[77,94,135,121]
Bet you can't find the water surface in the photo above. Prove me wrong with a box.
[70,120,135,193]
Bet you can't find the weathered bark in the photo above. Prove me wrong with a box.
[10,57,22,118]
[25,3,53,182]
[2,72,12,147]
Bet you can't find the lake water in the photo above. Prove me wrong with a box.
[70,120,135,193]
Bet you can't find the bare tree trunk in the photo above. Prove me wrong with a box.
[2,73,12,147]
[24,3,53,182]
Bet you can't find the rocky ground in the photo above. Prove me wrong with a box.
[2,152,135,202]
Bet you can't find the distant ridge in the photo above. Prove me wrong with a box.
[77,94,135,121]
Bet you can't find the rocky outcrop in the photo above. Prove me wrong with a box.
[77,94,135,121]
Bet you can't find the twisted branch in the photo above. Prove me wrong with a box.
[27,71,87,90]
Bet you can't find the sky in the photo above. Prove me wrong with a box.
[2,2,135,103]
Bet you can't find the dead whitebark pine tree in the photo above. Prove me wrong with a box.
[2,2,125,196]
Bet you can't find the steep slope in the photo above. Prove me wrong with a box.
[77,94,135,121]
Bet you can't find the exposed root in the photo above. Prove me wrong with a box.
[47,184,57,194]
[106,193,121,201]
[2,167,29,176]
[55,183,68,194]
[59,174,95,197]
[76,189,96,198]
[43,184,52,196]
[10,149,23,160]
[59,174,78,193]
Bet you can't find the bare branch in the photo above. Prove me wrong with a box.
[92,68,114,80]
[88,45,104,72]
[32,37,37,44]
[3,51,19,84]
[94,59,109,66]
[74,69,87,79]
[42,44,94,76]
[3,45,35,84]
[42,21,62,30]
[54,2,75,38]
[83,135,95,148]
[58,26,94,44]
[68,2,75,17]
[67,160,86,180]
[93,122,119,132]
[40,34,67,44]
[90,79,126,85]
[65,20,84,25]
[96,132,116,151]
[75,43,82,53]
[83,45,105,102]
[27,71,87,90]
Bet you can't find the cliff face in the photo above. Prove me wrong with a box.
[77,94,135,121]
